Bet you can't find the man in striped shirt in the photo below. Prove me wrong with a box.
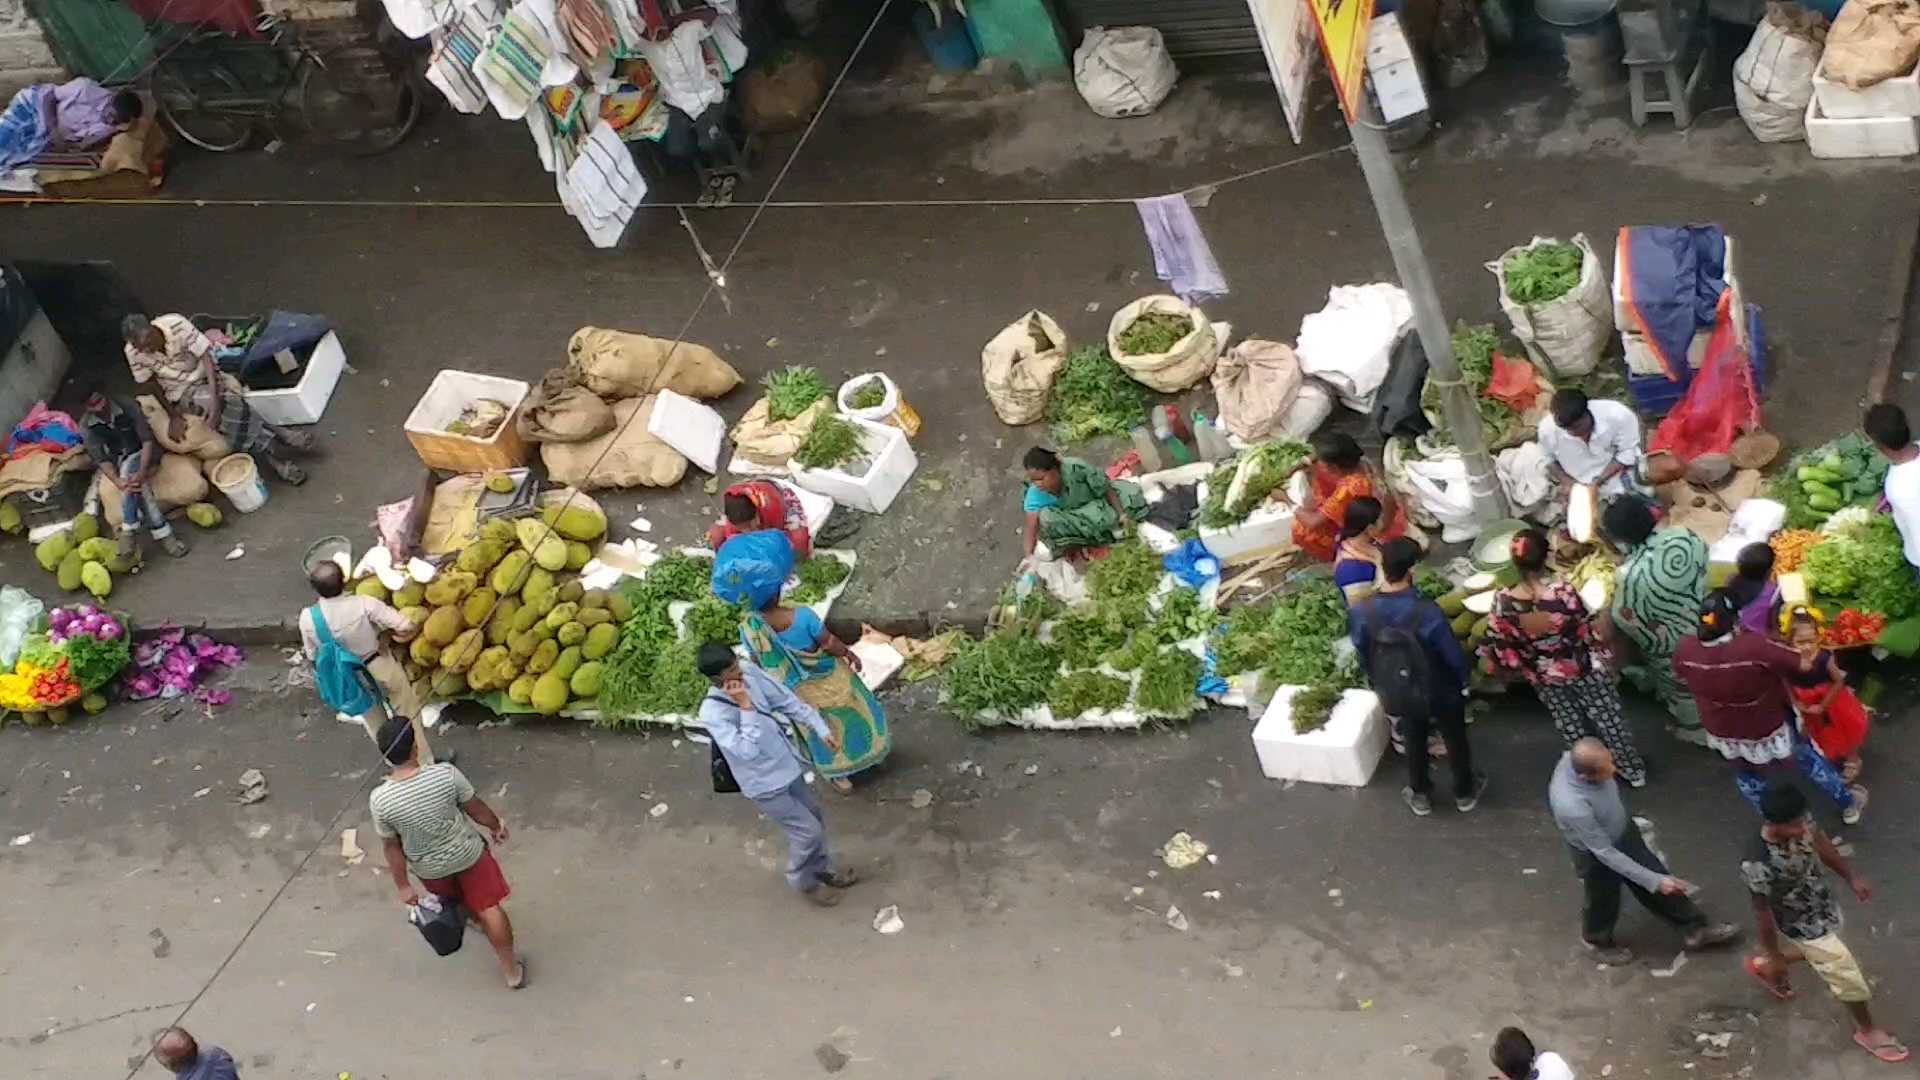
[370,715,525,989]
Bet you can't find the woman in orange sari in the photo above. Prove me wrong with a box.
[1290,432,1406,562]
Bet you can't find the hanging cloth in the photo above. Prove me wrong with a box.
[1133,194,1229,304]
[427,3,498,113]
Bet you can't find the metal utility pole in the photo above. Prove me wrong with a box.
[1346,107,1507,523]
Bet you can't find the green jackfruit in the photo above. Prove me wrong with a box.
[569,661,604,698]
[508,630,538,661]
[0,499,21,535]
[544,504,607,542]
[487,473,516,494]
[399,606,430,629]
[1435,590,1468,618]
[185,502,224,528]
[422,606,464,647]
[481,518,518,548]
[530,591,558,618]
[576,607,612,628]
[57,550,84,591]
[552,645,583,681]
[80,692,107,715]
[556,621,586,647]
[521,567,556,609]
[441,629,484,673]
[469,646,512,691]
[432,670,468,698]
[1449,609,1477,638]
[531,672,569,715]
[490,550,533,596]
[35,531,73,572]
[423,571,478,607]
[71,513,99,543]
[75,537,116,563]
[392,582,426,609]
[545,602,580,629]
[581,588,610,610]
[45,707,69,726]
[558,580,585,604]
[527,639,559,674]
[456,539,505,575]
[510,605,541,633]
[607,593,634,622]
[515,518,568,572]
[565,541,593,571]
[104,552,136,575]
[486,597,521,645]
[80,561,111,599]
[354,578,389,602]
[462,587,499,628]
[582,622,617,660]
[410,635,443,667]
[531,620,556,642]
[507,674,536,705]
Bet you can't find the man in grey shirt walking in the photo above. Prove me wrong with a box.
[697,643,860,907]
[1549,738,1739,963]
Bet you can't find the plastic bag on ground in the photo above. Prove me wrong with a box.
[1650,293,1760,464]
[0,585,44,670]
[1108,295,1219,393]
[1822,0,1920,88]
[1073,27,1178,118]
[1734,3,1827,142]
[1277,377,1337,440]
[1487,234,1610,379]
[516,369,615,443]
[1497,441,1554,516]
[1210,339,1302,441]
[540,395,689,489]
[981,311,1069,425]
[565,326,742,401]
[1295,284,1412,413]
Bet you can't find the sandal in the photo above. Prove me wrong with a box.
[830,777,854,795]
[267,457,307,485]
[1853,1031,1909,1063]
[1743,955,1794,1000]
[506,958,528,990]
[716,174,737,208]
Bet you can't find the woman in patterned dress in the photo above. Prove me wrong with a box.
[1481,529,1647,786]
[1602,496,1709,746]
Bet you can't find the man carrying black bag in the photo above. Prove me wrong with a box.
[1348,538,1487,817]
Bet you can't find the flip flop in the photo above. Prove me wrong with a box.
[1743,956,1794,1000]
[1854,1031,1909,1063]
[506,958,529,990]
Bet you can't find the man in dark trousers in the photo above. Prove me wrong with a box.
[1549,738,1740,964]
[1349,537,1485,816]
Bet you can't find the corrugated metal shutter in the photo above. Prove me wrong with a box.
[1055,0,1262,64]
[25,0,153,83]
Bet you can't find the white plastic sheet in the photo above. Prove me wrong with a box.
[1295,284,1413,414]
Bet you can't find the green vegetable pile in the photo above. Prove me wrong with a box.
[1772,434,1889,528]
[1422,322,1522,448]
[1051,609,1130,669]
[1046,345,1148,444]
[682,597,744,646]
[764,366,830,422]
[1287,684,1344,735]
[1501,241,1583,304]
[1115,311,1193,355]
[1198,440,1311,529]
[633,553,712,605]
[1048,671,1131,717]
[1147,586,1217,645]
[598,554,717,724]
[1414,566,1453,600]
[787,555,852,605]
[1136,649,1202,718]
[794,413,865,471]
[942,633,1062,727]
[848,378,888,411]
[1802,514,1920,617]
[1210,578,1358,705]
[1088,541,1161,614]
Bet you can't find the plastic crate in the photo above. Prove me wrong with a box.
[403,370,531,472]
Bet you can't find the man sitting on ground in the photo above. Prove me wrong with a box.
[1538,388,1646,501]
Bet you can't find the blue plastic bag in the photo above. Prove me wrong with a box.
[1162,539,1220,589]
[711,531,795,610]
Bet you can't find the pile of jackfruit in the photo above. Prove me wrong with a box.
[21,501,228,600]
[353,503,623,716]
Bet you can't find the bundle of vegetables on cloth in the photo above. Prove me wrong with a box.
[1799,510,1920,619]
[0,604,130,722]
[1772,433,1888,527]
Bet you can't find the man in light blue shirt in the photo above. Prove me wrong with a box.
[697,643,859,906]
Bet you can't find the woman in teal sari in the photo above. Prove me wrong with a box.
[741,599,890,793]
[1022,446,1148,559]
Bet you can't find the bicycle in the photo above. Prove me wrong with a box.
[148,14,422,157]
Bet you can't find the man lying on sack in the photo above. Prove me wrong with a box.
[122,313,315,485]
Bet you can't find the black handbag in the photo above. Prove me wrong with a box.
[710,738,740,794]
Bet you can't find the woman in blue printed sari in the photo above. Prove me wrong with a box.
[740,593,891,793]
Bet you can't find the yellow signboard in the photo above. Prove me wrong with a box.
[1305,0,1376,121]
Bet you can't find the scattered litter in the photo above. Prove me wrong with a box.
[1205,853,1218,865]
[192,786,212,798]
[1160,831,1209,869]
[1023,764,1039,776]
[1130,886,1145,896]
[650,802,669,818]
[872,905,904,934]
[671,739,682,749]
[305,949,339,959]
[703,477,720,495]
[494,782,508,799]
[419,702,447,729]
[766,337,780,347]
[909,789,934,809]
[1357,999,1373,1010]
[630,517,654,533]
[1601,1067,1613,1077]
[1652,952,1689,978]
[1327,888,1342,898]
[951,759,973,774]
[225,545,245,561]
[339,829,365,865]
[149,928,171,958]
[1224,962,1244,978]
[237,768,269,804]
[874,346,888,357]
[1752,193,1768,207]
[814,1042,850,1073]
[305,1002,316,1013]
[1521,867,1538,875]
[1147,869,1159,879]
[683,996,696,1003]
[246,823,273,840]
[1165,904,1189,932]
[1202,890,1222,900]
[1086,301,1102,313]
[1109,1027,1122,1038]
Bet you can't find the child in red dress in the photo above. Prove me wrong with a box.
[1784,607,1870,783]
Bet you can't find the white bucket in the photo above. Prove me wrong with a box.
[210,453,269,513]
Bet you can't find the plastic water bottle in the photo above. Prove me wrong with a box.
[1129,425,1164,473]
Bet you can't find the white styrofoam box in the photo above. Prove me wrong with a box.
[1199,502,1297,565]
[645,388,725,474]
[1806,97,1920,158]
[243,330,344,426]
[1252,687,1388,787]
[1814,61,1920,119]
[1622,327,1710,376]
[787,415,917,514]
[1365,13,1427,123]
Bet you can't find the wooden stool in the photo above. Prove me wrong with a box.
[1627,36,1711,127]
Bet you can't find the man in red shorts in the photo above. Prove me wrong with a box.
[371,714,525,989]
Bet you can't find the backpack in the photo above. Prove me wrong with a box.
[308,604,380,717]
[1362,599,1432,720]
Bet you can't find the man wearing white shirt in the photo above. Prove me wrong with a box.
[1492,1027,1576,1080]
[1537,389,1645,501]
[1865,404,1920,570]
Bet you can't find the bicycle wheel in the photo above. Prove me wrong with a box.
[297,59,421,157]
[153,64,254,152]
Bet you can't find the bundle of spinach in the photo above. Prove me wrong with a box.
[1501,241,1583,304]
[1422,321,1519,447]
[633,553,713,605]
[1414,567,1453,600]
[1288,684,1344,735]
[1115,311,1194,355]
[1198,441,1310,528]
[1047,671,1131,718]
[787,555,852,605]
[1213,579,1352,685]
[763,366,830,422]
[1148,586,1216,645]
[1046,345,1148,444]
[683,597,744,646]
[848,377,888,411]
[794,413,865,471]
[941,634,1062,723]
[596,602,677,719]
[1052,609,1131,669]
[623,639,708,717]
[1136,648,1202,718]
[1088,541,1161,609]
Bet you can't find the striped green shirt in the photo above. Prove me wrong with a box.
[369,763,484,881]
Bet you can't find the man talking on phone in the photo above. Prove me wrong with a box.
[697,642,859,907]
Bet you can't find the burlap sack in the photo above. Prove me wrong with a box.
[94,453,209,531]
[566,327,742,401]
[739,47,829,133]
[1107,296,1218,393]
[1211,339,1304,441]
[135,395,231,461]
[980,311,1068,425]
[516,369,615,443]
[1823,0,1920,88]
[540,395,688,489]
[730,397,827,467]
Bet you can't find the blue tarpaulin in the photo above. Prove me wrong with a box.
[1617,224,1727,384]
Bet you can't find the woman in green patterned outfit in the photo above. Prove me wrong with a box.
[1603,496,1709,746]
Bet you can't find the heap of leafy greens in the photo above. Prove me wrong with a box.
[1802,514,1920,617]
[1501,241,1583,304]
[848,378,888,411]
[1287,684,1345,735]
[1198,440,1312,529]
[942,633,1062,727]
[1115,311,1193,355]
[763,366,830,422]
[682,597,744,646]
[596,554,716,723]
[787,556,852,605]
[1047,345,1148,444]
[1422,322,1522,448]
[1211,578,1360,708]
[1135,648,1203,718]
[794,413,864,471]
[1048,671,1131,717]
